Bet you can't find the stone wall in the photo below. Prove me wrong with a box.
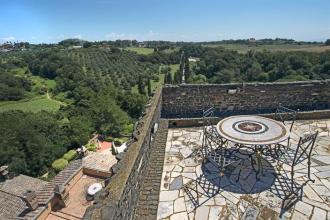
[134,120,168,219]
[161,80,330,118]
[84,87,163,220]
[167,110,330,128]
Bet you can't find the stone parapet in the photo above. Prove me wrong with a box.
[162,80,330,118]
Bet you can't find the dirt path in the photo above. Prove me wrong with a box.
[46,90,67,106]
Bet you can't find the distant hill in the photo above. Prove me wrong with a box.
[58,38,86,47]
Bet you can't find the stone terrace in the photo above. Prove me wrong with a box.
[157,119,330,220]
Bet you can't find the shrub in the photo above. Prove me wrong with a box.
[104,136,114,142]
[122,123,133,135]
[114,137,129,145]
[63,150,77,161]
[52,159,68,172]
[86,143,97,152]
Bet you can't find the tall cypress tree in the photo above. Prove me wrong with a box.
[147,79,152,96]
[137,76,145,95]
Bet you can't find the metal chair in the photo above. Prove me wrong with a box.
[275,131,318,210]
[201,107,242,179]
[202,107,228,147]
[274,105,297,132]
[273,105,298,154]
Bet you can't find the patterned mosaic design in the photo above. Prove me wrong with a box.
[233,120,269,134]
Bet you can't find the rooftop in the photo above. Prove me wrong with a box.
[46,175,104,220]
[0,174,47,197]
[0,175,47,219]
[83,151,117,173]
[156,119,330,219]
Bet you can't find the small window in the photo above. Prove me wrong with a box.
[227,89,238,94]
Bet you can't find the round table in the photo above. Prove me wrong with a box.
[216,115,290,179]
[216,115,290,146]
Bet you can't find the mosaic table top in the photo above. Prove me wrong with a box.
[217,115,289,145]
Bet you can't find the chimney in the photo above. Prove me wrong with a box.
[22,190,38,211]
[0,166,9,180]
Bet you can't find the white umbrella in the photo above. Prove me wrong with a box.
[87,183,102,195]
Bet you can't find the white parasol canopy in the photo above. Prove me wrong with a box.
[87,183,102,195]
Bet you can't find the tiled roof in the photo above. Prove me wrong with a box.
[36,159,83,205]
[0,157,107,219]
[83,151,116,173]
[0,174,47,197]
[0,190,27,219]
[0,175,48,219]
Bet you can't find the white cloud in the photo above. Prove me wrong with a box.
[105,32,139,40]
[73,34,83,39]
[105,32,126,40]
[1,36,15,42]
[47,34,65,40]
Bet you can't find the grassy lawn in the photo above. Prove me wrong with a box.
[151,74,165,91]
[169,64,179,78]
[11,67,57,92]
[163,48,180,53]
[202,43,328,53]
[0,96,62,113]
[30,75,56,90]
[126,47,154,55]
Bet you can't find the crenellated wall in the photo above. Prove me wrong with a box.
[161,80,330,118]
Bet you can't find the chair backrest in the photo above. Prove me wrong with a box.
[292,131,318,166]
[274,105,297,132]
[202,107,226,156]
[203,107,215,127]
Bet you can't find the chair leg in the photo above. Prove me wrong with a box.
[307,158,315,183]
[235,161,243,182]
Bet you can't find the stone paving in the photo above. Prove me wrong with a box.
[157,119,330,220]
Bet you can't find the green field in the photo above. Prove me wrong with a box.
[11,67,57,93]
[0,96,62,113]
[126,47,154,55]
[169,64,179,78]
[202,43,330,53]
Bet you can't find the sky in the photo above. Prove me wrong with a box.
[1,0,330,44]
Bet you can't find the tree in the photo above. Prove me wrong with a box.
[83,42,92,48]
[68,116,93,147]
[184,58,191,82]
[174,70,182,84]
[165,71,173,84]
[210,69,235,84]
[147,79,152,96]
[189,74,207,84]
[246,62,263,81]
[137,76,146,95]
[325,39,330,46]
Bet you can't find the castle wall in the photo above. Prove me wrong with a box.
[161,80,330,118]
[84,87,163,220]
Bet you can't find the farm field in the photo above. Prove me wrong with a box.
[68,48,157,88]
[0,95,62,113]
[126,47,154,55]
[202,43,329,53]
